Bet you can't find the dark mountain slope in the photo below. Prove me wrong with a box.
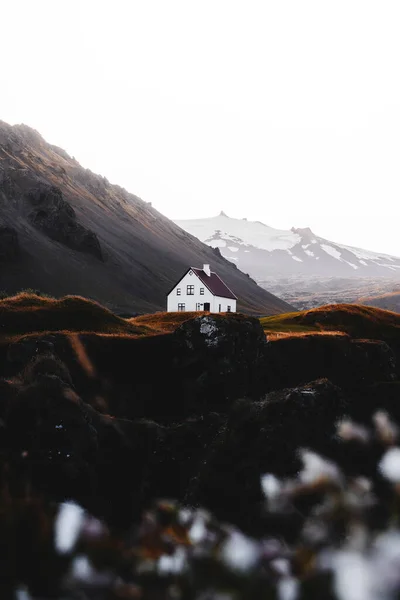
[0,121,292,314]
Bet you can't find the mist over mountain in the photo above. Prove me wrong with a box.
[176,212,400,280]
[0,121,292,315]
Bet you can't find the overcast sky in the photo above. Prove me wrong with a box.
[2,0,400,256]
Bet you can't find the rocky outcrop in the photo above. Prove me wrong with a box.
[0,309,399,535]
[0,226,20,262]
[264,334,397,390]
[173,313,268,411]
[189,378,346,532]
[25,186,103,260]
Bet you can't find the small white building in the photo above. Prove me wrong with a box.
[167,264,237,313]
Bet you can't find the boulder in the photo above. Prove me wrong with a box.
[173,313,268,412]
[350,338,397,384]
[7,337,56,369]
[25,185,103,260]
[189,378,346,533]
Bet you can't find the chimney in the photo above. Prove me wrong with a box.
[203,264,211,276]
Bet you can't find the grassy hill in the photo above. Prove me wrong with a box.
[359,290,400,313]
[0,293,152,343]
[261,303,400,340]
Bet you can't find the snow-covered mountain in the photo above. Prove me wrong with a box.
[175,212,400,280]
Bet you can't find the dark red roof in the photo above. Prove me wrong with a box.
[191,267,237,300]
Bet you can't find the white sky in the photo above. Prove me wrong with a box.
[2,0,400,256]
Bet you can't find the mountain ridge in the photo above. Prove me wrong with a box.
[175,212,400,280]
[0,121,292,315]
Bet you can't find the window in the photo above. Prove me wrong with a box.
[187,285,194,295]
[227,305,231,312]
[200,288,205,295]
[219,304,221,312]
[176,288,181,295]
[196,303,202,311]
[178,303,185,312]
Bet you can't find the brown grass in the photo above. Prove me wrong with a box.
[361,291,400,301]
[131,311,205,334]
[0,293,152,343]
[267,330,348,341]
[261,303,400,340]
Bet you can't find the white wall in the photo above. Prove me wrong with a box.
[213,295,237,313]
[167,270,237,312]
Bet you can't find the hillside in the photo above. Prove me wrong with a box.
[359,290,400,313]
[261,303,400,340]
[1,295,400,597]
[0,121,292,315]
[175,212,400,280]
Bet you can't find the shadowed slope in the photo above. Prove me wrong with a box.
[0,121,292,316]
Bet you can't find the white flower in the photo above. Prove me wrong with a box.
[299,450,341,485]
[277,576,299,600]
[373,411,398,445]
[333,551,373,600]
[221,529,260,572]
[261,474,281,500]
[337,419,369,443]
[158,546,187,574]
[55,501,84,554]
[379,447,400,482]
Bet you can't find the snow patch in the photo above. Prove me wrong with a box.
[304,249,315,257]
[207,238,226,248]
[321,244,342,260]
[343,261,358,270]
[292,256,303,262]
[228,246,238,252]
[176,214,300,252]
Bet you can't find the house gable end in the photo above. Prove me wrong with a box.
[166,268,211,297]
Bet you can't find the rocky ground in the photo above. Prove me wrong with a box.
[1,300,400,597]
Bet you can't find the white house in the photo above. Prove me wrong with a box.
[167,264,237,313]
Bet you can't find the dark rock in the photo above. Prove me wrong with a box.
[264,334,397,391]
[173,313,268,412]
[7,337,56,368]
[22,353,73,387]
[189,378,346,534]
[25,185,103,260]
[350,339,397,384]
[0,226,20,262]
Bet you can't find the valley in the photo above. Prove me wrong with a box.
[177,213,400,311]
